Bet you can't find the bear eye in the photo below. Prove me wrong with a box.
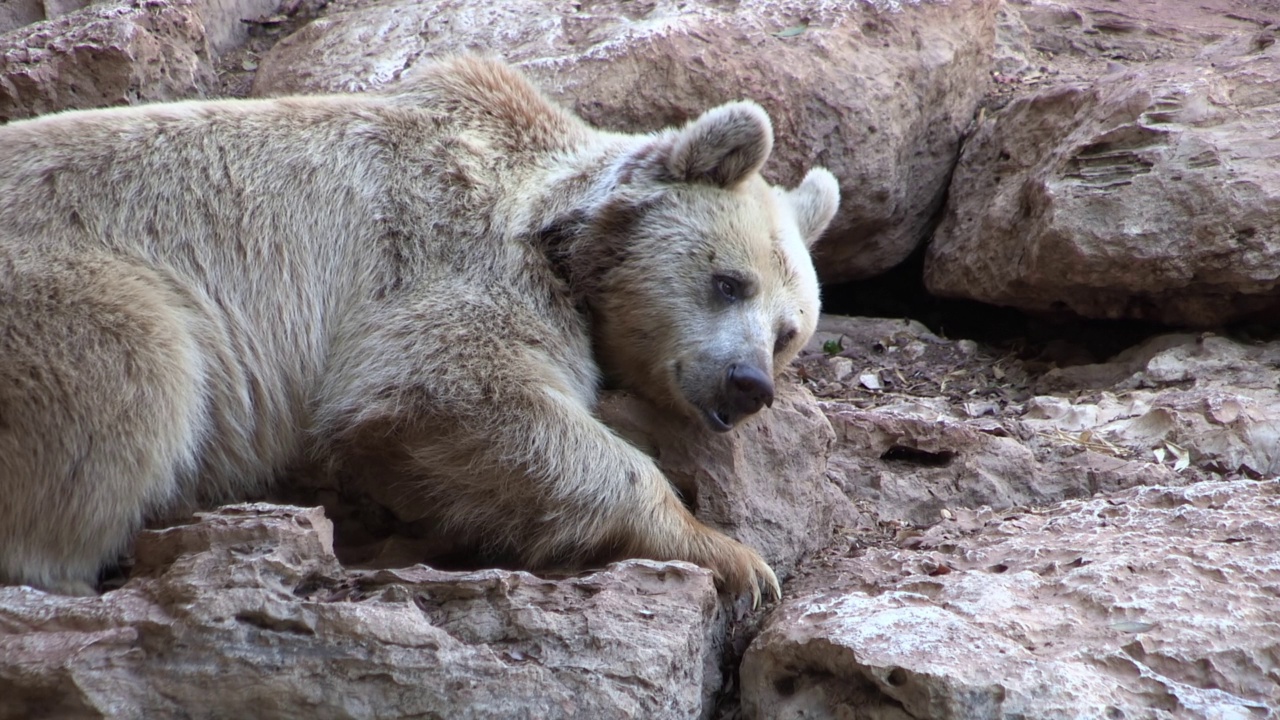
[713,274,742,303]
[775,328,798,355]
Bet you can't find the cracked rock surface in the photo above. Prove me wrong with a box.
[743,480,1280,719]
[928,0,1280,326]
[0,504,724,720]
[0,0,215,122]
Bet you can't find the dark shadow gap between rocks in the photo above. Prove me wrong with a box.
[880,445,956,467]
[822,245,1206,364]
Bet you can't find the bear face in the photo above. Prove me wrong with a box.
[589,103,839,431]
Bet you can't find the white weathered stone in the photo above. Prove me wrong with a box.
[1027,334,1280,479]
[0,504,724,719]
[743,480,1280,719]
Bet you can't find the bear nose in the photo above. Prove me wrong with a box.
[727,363,775,415]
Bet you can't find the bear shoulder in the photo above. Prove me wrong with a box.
[388,56,591,154]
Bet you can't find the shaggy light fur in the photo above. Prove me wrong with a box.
[0,57,839,601]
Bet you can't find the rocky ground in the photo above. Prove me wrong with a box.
[745,317,1280,719]
[3,0,1280,718]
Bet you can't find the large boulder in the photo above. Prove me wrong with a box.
[741,479,1280,718]
[0,504,725,719]
[926,0,1280,326]
[0,0,216,122]
[0,0,89,36]
[249,0,1000,282]
[0,0,290,123]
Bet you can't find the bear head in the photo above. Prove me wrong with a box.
[586,102,840,432]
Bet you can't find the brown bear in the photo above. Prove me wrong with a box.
[0,56,839,602]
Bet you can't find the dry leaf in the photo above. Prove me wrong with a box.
[773,23,808,38]
[1110,620,1156,633]
[1166,442,1191,472]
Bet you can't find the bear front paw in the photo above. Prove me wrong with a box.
[698,532,780,609]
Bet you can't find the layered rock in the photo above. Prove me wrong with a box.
[993,0,1270,79]
[0,504,724,720]
[927,0,1280,326]
[742,479,1280,719]
[798,316,1279,526]
[249,0,1000,282]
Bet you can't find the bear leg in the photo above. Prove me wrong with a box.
[395,385,781,605]
[0,254,207,594]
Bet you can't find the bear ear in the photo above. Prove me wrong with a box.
[789,168,840,248]
[663,101,774,188]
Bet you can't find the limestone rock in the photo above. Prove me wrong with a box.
[0,0,94,36]
[1027,333,1280,480]
[0,0,215,122]
[796,317,1280,527]
[797,317,1181,527]
[0,0,49,36]
[0,504,723,719]
[995,0,1270,79]
[249,0,1000,282]
[194,0,283,54]
[927,1,1280,326]
[821,398,1179,526]
[742,479,1280,719]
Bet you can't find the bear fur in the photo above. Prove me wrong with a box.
[0,56,840,601]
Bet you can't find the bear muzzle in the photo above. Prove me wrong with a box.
[704,363,775,433]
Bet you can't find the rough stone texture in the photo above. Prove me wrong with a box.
[821,398,1183,527]
[993,0,1273,79]
[742,479,1280,719]
[796,316,1278,527]
[248,0,1000,282]
[0,504,724,720]
[0,0,53,36]
[0,0,281,51]
[1028,333,1280,479]
[0,0,92,36]
[598,384,851,583]
[0,0,216,122]
[927,0,1280,326]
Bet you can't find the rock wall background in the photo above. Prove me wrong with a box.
[3,0,1280,718]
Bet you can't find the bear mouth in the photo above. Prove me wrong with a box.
[701,408,737,433]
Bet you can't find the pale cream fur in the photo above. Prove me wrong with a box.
[0,57,839,601]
